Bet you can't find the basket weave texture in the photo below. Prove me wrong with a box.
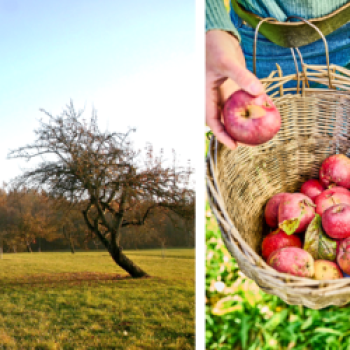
[206,63,350,309]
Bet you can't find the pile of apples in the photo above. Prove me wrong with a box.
[262,154,350,280]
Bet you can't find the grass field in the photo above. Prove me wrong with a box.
[0,248,194,350]
[206,202,350,350]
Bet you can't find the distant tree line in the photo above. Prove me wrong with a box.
[0,184,194,254]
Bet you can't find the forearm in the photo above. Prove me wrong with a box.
[206,0,241,42]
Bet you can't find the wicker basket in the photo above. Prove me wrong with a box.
[206,18,350,309]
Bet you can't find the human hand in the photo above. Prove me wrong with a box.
[206,29,265,149]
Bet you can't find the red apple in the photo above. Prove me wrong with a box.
[267,247,314,278]
[264,193,288,228]
[337,237,350,275]
[261,228,302,260]
[319,154,350,189]
[322,204,350,239]
[300,179,325,202]
[326,185,350,194]
[278,193,315,234]
[223,90,281,146]
[314,187,350,215]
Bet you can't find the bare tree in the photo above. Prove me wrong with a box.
[8,102,194,278]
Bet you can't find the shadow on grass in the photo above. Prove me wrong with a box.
[0,272,155,287]
[101,254,194,260]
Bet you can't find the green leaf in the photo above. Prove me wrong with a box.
[240,315,249,349]
[314,328,343,335]
[303,214,336,261]
[301,316,314,330]
[263,310,288,332]
[278,207,307,235]
[279,218,300,235]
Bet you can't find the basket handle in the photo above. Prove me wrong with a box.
[253,17,280,75]
[253,16,334,89]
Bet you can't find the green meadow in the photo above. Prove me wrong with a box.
[0,249,195,350]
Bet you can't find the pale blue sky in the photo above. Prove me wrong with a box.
[0,0,196,184]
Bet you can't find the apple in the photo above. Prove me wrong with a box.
[337,237,350,275]
[300,179,325,202]
[319,154,350,189]
[314,260,343,280]
[264,193,288,228]
[322,204,350,239]
[223,90,281,145]
[261,228,302,260]
[267,247,314,278]
[278,193,315,234]
[314,187,350,215]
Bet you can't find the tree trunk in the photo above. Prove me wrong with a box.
[82,207,148,278]
[0,235,3,259]
[26,242,32,253]
[109,244,149,278]
[161,242,165,259]
[69,238,75,254]
[63,226,75,254]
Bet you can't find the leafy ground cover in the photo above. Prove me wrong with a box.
[0,249,194,349]
[206,202,350,350]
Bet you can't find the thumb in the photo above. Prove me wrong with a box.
[222,59,264,96]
